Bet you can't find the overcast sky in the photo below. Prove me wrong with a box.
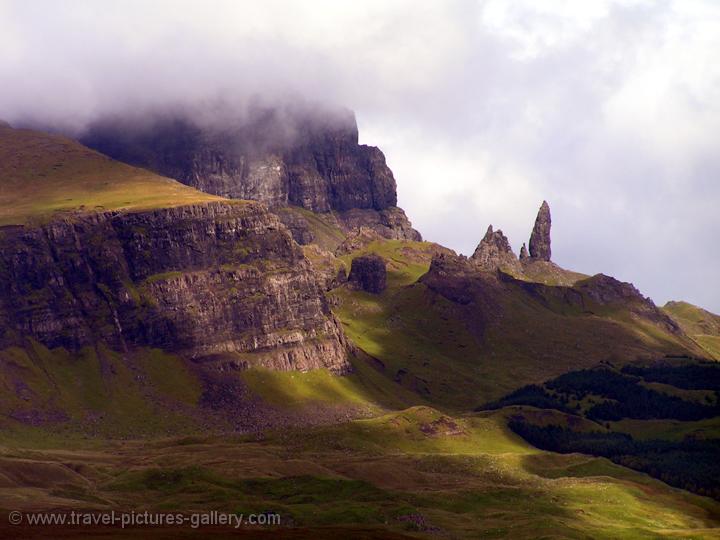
[1,0,718,311]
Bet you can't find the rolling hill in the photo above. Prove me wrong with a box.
[0,123,221,225]
[664,301,720,360]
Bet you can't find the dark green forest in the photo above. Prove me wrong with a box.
[479,360,720,499]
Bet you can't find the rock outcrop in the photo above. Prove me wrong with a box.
[0,201,351,373]
[80,103,420,242]
[348,254,387,294]
[528,200,551,261]
[574,274,681,332]
[519,243,529,261]
[470,225,521,273]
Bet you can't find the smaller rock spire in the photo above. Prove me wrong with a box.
[471,224,520,272]
[519,242,529,261]
[529,200,551,261]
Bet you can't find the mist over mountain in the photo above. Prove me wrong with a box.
[2,1,717,312]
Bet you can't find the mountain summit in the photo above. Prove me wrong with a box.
[79,102,421,244]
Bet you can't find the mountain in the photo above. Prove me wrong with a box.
[0,124,369,437]
[1,115,719,538]
[78,102,421,245]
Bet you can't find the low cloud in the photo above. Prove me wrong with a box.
[1,0,718,310]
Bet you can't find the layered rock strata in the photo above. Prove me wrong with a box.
[0,202,350,373]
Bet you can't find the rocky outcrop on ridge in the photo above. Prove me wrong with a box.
[0,201,351,373]
[420,250,692,366]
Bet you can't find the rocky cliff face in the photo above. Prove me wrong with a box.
[80,104,420,242]
[0,202,350,373]
[528,200,552,261]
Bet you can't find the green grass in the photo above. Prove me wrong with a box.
[0,125,224,225]
[663,301,720,360]
[519,259,589,286]
[0,342,206,440]
[333,283,497,410]
[2,407,719,538]
[335,239,436,288]
[242,368,375,407]
[0,340,424,442]
[696,335,720,360]
[276,406,534,456]
[610,417,720,441]
[241,353,421,412]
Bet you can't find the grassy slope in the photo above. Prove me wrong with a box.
[331,240,501,409]
[0,343,205,440]
[331,239,699,411]
[611,417,720,442]
[519,259,589,286]
[0,125,222,225]
[276,206,348,252]
[0,339,425,441]
[0,407,718,539]
[241,352,421,413]
[664,301,720,360]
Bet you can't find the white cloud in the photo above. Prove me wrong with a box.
[0,0,717,311]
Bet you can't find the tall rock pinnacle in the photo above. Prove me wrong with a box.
[529,200,551,261]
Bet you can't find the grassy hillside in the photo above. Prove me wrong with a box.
[480,361,720,499]
[0,339,426,440]
[331,239,701,410]
[519,259,589,286]
[1,407,718,539]
[0,125,222,225]
[276,206,348,251]
[664,301,720,360]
